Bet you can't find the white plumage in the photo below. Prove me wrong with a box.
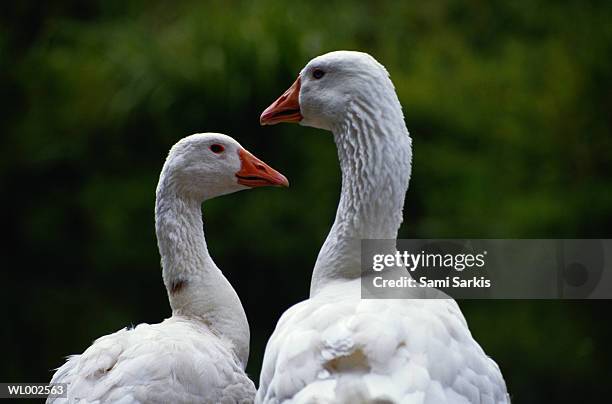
[258,281,507,403]
[50,318,254,403]
[48,133,288,404]
[257,51,509,404]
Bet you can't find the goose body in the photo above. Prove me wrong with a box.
[48,133,288,404]
[49,318,254,403]
[257,51,509,404]
[258,281,507,404]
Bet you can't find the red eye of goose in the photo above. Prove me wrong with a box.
[210,144,225,154]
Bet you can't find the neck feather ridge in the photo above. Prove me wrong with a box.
[154,173,250,368]
[310,93,412,295]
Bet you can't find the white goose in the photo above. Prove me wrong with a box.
[48,133,288,404]
[257,51,509,404]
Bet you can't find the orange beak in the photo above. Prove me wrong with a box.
[236,148,289,188]
[260,77,302,125]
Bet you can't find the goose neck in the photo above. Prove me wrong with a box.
[310,99,412,295]
[154,176,250,368]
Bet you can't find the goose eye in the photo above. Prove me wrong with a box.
[312,69,325,79]
[210,144,225,154]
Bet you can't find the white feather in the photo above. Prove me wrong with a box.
[50,318,254,403]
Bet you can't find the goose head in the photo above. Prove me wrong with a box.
[161,133,288,201]
[260,51,395,131]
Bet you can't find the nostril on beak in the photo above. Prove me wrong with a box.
[255,164,267,172]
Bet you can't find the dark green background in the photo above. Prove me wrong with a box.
[2,1,611,403]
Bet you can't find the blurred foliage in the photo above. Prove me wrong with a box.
[1,1,611,403]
